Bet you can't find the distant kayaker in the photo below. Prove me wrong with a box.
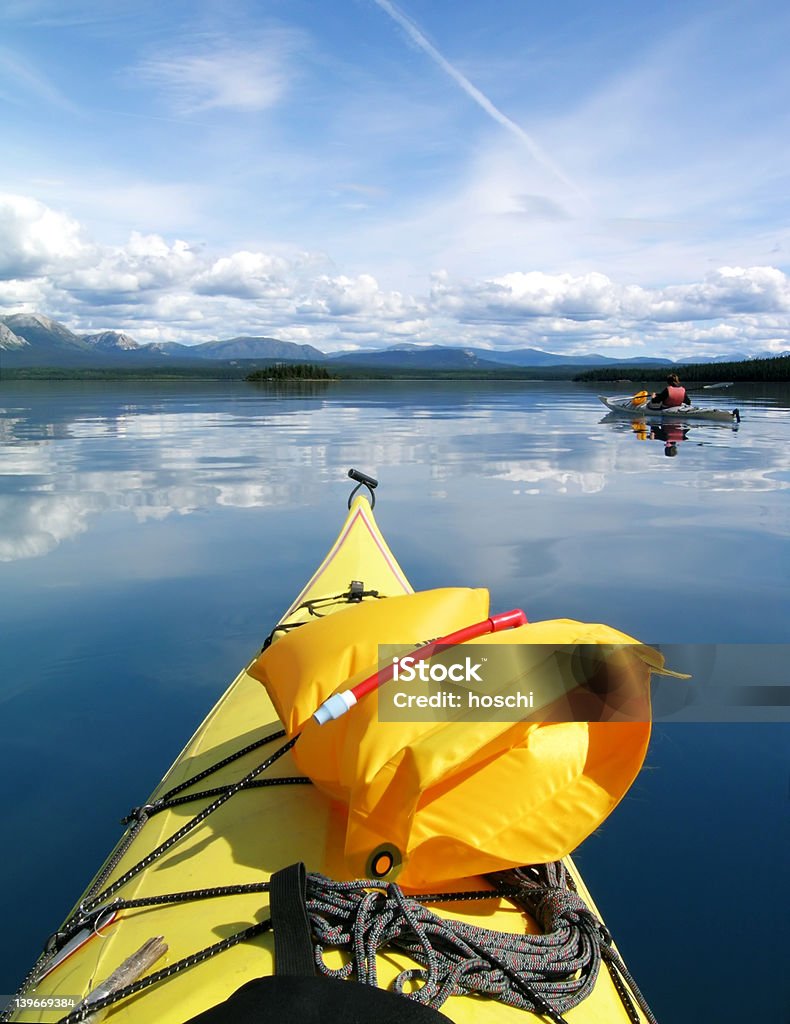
[649,373,691,409]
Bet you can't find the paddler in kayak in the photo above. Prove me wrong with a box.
[648,372,691,410]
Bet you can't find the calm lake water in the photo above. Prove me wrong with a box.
[1,380,788,1022]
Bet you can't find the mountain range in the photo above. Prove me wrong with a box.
[0,312,775,371]
[0,314,324,368]
[329,343,674,369]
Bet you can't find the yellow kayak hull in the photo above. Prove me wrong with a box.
[9,496,651,1024]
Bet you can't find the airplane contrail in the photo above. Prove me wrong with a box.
[370,0,584,199]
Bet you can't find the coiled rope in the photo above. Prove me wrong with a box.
[46,866,655,1024]
[305,866,656,1023]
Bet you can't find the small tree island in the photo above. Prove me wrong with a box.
[246,362,336,382]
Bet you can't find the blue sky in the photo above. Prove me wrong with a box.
[1,0,789,356]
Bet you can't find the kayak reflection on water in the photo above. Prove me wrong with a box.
[630,419,690,456]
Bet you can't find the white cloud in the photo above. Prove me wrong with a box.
[0,276,51,307]
[0,194,91,278]
[135,31,303,114]
[430,267,790,336]
[298,274,414,320]
[2,194,789,358]
[194,251,294,299]
[432,270,620,321]
[60,232,197,299]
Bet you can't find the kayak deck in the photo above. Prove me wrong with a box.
[8,494,652,1024]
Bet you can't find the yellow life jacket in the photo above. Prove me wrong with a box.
[251,591,670,888]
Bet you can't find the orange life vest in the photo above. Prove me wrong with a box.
[663,385,686,407]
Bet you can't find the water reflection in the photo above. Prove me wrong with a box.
[0,382,788,562]
[627,418,691,458]
[598,407,746,462]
